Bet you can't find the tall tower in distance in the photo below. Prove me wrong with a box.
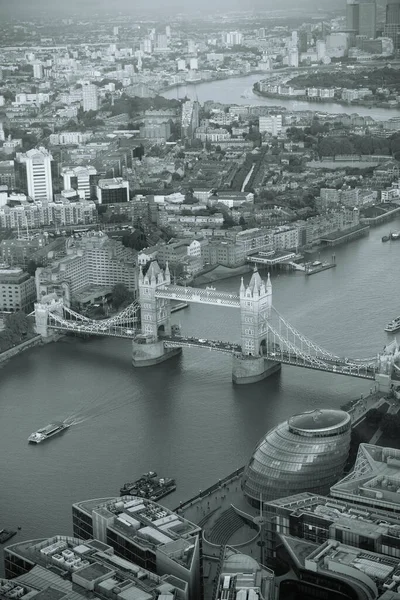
[384,0,400,50]
[346,0,377,38]
[82,82,99,112]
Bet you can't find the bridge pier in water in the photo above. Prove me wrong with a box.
[132,338,182,367]
[232,355,281,384]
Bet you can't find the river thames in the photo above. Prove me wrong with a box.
[1,218,400,571]
[162,73,400,121]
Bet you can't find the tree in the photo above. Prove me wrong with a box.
[4,312,33,338]
[111,283,132,310]
[26,259,43,277]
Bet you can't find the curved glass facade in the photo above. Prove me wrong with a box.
[242,409,351,507]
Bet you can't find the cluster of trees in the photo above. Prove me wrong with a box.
[111,283,133,310]
[288,67,400,93]
[317,133,400,158]
[104,94,181,119]
[0,312,34,354]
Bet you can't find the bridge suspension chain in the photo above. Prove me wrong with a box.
[265,321,330,369]
[270,306,341,361]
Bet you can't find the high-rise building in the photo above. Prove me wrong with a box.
[32,61,43,79]
[14,147,53,202]
[384,0,400,49]
[155,33,168,51]
[96,178,129,204]
[347,0,377,38]
[316,39,326,60]
[288,47,299,67]
[82,82,99,112]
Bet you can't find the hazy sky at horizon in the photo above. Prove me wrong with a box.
[0,0,342,18]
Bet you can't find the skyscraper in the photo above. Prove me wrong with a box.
[384,0,400,50]
[14,147,53,201]
[82,82,99,112]
[346,0,377,38]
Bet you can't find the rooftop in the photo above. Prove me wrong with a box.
[73,496,200,568]
[331,444,400,512]
[288,409,351,434]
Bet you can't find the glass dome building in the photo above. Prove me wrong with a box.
[242,409,352,507]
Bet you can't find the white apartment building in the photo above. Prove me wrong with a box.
[62,165,97,199]
[272,227,299,250]
[50,132,92,146]
[82,82,99,112]
[259,115,283,136]
[0,200,97,229]
[15,147,53,202]
[0,266,36,312]
[35,232,137,306]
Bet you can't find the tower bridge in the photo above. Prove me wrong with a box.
[33,261,399,389]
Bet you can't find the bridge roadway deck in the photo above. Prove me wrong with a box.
[266,351,376,379]
[163,335,241,354]
[155,285,240,307]
[48,323,136,339]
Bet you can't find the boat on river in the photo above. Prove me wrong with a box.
[391,231,400,240]
[385,316,400,333]
[28,422,70,444]
[382,235,390,242]
[0,530,17,544]
[120,471,176,501]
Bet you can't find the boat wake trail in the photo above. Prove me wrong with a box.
[63,394,135,427]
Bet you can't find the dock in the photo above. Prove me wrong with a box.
[305,263,336,276]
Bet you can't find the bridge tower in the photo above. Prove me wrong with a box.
[34,295,64,338]
[232,269,281,384]
[132,261,182,367]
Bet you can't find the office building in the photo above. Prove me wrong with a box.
[347,0,377,38]
[35,232,137,306]
[14,147,53,202]
[4,535,191,599]
[241,409,352,507]
[82,82,99,112]
[0,265,36,312]
[72,496,202,600]
[384,0,400,50]
[331,443,400,513]
[96,178,129,204]
[278,535,400,600]
[264,491,400,562]
[62,165,97,199]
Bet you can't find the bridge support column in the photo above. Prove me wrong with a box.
[232,355,281,385]
[375,373,392,394]
[132,339,182,367]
